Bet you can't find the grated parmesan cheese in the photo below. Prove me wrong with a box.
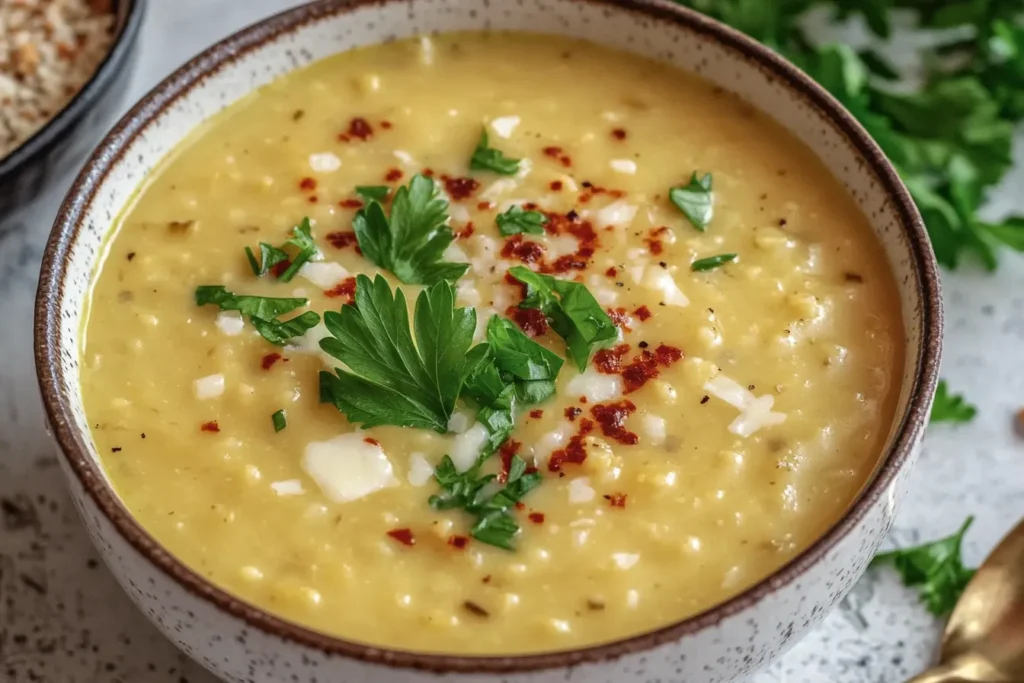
[490,115,520,138]
[308,152,341,173]
[568,477,595,503]
[194,374,225,400]
[215,310,244,336]
[298,262,350,290]
[704,375,786,437]
[566,367,623,403]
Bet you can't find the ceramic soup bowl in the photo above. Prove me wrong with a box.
[34,1,942,681]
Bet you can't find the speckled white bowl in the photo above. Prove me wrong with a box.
[34,1,942,682]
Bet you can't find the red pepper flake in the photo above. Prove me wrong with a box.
[308,195,319,204]
[498,439,524,483]
[501,234,546,265]
[611,128,627,140]
[594,344,631,374]
[645,226,671,255]
[200,421,220,433]
[615,344,684,393]
[363,437,380,446]
[387,528,415,546]
[606,307,633,333]
[529,409,544,419]
[384,168,403,182]
[541,145,572,167]
[506,305,548,337]
[422,168,435,177]
[605,266,618,278]
[579,396,588,404]
[347,117,373,140]
[634,305,652,321]
[564,406,582,421]
[443,175,480,201]
[261,352,283,370]
[528,512,545,524]
[477,201,493,211]
[269,259,291,278]
[455,223,475,240]
[654,343,683,366]
[579,418,594,435]
[380,120,393,129]
[548,434,587,472]
[606,493,627,508]
[591,400,638,445]
[339,198,364,209]
[324,277,357,303]
[298,177,317,191]
[549,180,564,191]
[448,535,469,549]
[326,231,359,250]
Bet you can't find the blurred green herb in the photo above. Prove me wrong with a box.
[930,380,978,423]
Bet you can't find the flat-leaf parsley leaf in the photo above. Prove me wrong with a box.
[872,516,976,616]
[318,274,485,432]
[352,174,469,286]
[470,128,520,175]
[507,266,617,371]
[670,172,714,231]
[930,380,977,424]
[195,286,320,345]
[496,206,547,236]
[244,218,319,282]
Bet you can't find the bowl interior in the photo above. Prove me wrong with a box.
[37,0,939,666]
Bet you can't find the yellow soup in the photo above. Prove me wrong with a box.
[81,32,903,655]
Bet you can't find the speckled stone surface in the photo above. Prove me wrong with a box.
[1,1,1022,682]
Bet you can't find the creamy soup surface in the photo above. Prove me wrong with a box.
[81,32,904,655]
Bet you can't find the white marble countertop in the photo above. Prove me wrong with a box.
[1,1,1022,681]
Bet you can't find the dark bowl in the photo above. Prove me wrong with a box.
[0,0,146,220]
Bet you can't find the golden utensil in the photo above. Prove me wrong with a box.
[906,517,1024,682]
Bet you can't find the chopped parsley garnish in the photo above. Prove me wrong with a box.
[496,206,547,236]
[930,380,977,424]
[691,253,738,271]
[670,172,714,231]
[507,266,617,371]
[271,409,287,432]
[352,174,469,286]
[469,129,520,175]
[318,274,485,432]
[194,285,320,345]
[871,517,976,616]
[355,185,390,202]
[244,218,318,282]
[430,453,541,550]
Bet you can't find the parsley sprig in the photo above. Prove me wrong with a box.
[430,453,541,550]
[670,172,714,231]
[507,266,617,371]
[872,517,976,616]
[195,285,320,346]
[352,174,469,286]
[318,274,485,432]
[470,129,521,175]
[930,380,977,424]
[496,205,547,236]
[244,218,318,282]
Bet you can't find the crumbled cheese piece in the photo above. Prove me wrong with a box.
[534,423,574,463]
[642,414,667,445]
[566,367,623,403]
[447,410,473,434]
[393,150,416,166]
[456,280,481,307]
[515,157,532,180]
[215,311,244,336]
[302,434,399,503]
[612,552,640,570]
[546,235,579,259]
[643,267,689,307]
[449,202,471,223]
[610,159,637,175]
[419,36,434,65]
[594,286,618,306]
[490,116,521,139]
[704,375,786,437]
[308,152,341,173]
[480,178,518,202]
[568,477,595,503]
[298,261,350,290]
[596,200,637,229]
[449,422,489,472]
[407,453,434,487]
[443,243,469,264]
[627,265,645,284]
[270,479,305,496]
[194,374,225,400]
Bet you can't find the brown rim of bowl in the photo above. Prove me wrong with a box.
[34,0,942,674]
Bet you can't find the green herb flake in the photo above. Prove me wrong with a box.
[669,172,714,231]
[469,129,520,175]
[691,253,738,272]
[243,218,319,282]
[930,380,977,424]
[352,174,469,286]
[195,285,320,346]
[871,517,976,616]
[271,409,287,432]
[355,185,391,202]
[496,206,547,236]
[318,274,485,432]
[244,243,288,276]
[507,266,617,371]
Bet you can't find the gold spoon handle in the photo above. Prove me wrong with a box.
[905,654,1009,683]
